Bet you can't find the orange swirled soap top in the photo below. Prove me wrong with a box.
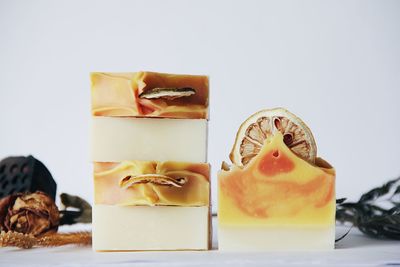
[94,161,210,206]
[219,132,335,226]
[91,72,209,119]
[218,108,335,226]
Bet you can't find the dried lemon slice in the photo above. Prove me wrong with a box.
[229,108,317,166]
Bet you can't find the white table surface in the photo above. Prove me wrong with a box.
[1,217,399,267]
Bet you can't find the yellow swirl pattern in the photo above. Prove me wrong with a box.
[94,161,210,206]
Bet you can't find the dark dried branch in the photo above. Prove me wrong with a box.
[336,177,400,241]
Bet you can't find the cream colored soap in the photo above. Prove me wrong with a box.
[218,226,335,251]
[91,117,207,162]
[92,205,210,251]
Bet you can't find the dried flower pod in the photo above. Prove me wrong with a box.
[0,191,59,237]
[0,155,57,200]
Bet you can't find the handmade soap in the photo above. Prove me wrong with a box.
[218,132,335,251]
[90,71,211,251]
[91,117,207,163]
[93,160,211,251]
[91,72,209,119]
[93,205,210,251]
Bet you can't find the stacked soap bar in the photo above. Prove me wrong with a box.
[91,72,210,251]
[218,133,335,251]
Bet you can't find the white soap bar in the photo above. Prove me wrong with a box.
[93,205,210,251]
[218,226,335,251]
[91,117,207,162]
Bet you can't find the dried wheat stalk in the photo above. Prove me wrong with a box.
[0,231,92,249]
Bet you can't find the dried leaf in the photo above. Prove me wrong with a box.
[358,177,400,203]
[59,193,92,225]
[336,176,400,241]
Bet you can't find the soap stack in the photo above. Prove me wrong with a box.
[90,72,210,251]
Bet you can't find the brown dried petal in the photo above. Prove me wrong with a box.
[0,194,20,232]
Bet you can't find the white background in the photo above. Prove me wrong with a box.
[0,0,399,210]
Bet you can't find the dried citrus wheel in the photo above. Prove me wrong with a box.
[229,108,317,166]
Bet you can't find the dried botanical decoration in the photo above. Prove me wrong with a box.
[0,155,57,200]
[229,108,317,166]
[0,191,59,237]
[36,231,92,247]
[120,174,187,188]
[221,161,231,171]
[0,230,91,249]
[59,193,92,225]
[0,231,35,249]
[139,87,196,100]
[336,177,400,240]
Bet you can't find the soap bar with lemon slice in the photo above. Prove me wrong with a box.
[90,71,210,251]
[218,108,335,251]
